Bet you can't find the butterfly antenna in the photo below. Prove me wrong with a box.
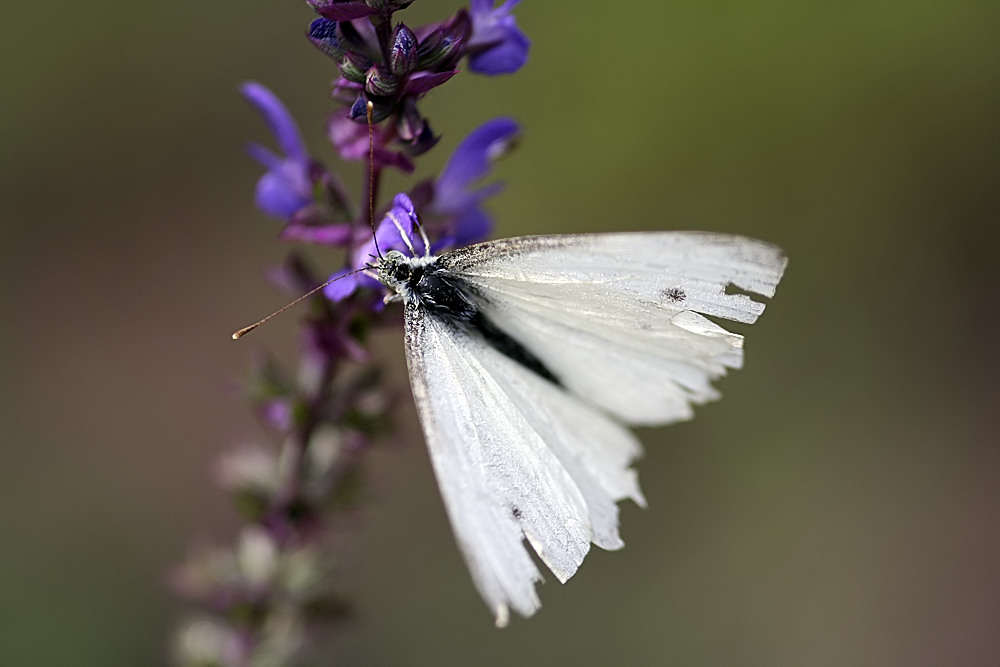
[413,213,432,257]
[366,100,382,261]
[231,267,367,340]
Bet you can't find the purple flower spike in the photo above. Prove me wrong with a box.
[467,0,530,75]
[241,82,314,219]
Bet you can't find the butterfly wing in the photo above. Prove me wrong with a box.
[438,232,788,425]
[404,300,645,627]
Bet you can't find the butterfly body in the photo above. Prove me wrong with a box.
[378,249,562,385]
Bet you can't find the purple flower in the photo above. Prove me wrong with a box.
[327,113,415,173]
[279,221,354,246]
[323,193,427,302]
[241,82,314,219]
[431,117,520,247]
[305,303,370,363]
[309,0,378,21]
[467,0,530,75]
[323,119,518,304]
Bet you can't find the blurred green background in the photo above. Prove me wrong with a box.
[2,1,998,664]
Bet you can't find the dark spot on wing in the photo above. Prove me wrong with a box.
[662,287,686,303]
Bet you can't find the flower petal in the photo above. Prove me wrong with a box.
[240,82,309,162]
[279,223,354,246]
[403,70,459,96]
[350,193,425,269]
[467,0,530,75]
[255,167,312,219]
[323,268,359,301]
[434,117,519,211]
[468,26,529,75]
[245,143,284,171]
[452,205,493,247]
[327,115,416,173]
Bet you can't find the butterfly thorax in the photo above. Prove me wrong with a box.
[378,250,561,385]
[378,250,478,322]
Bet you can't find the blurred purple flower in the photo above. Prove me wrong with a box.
[182,0,535,656]
[323,266,362,302]
[241,82,315,219]
[258,399,294,432]
[279,221,354,246]
[467,0,530,75]
[305,303,370,363]
[432,117,520,247]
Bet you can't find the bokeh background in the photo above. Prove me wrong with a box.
[2,1,999,664]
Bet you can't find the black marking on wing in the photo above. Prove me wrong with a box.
[408,261,562,387]
[469,311,561,386]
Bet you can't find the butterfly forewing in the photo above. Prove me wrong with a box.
[437,232,787,425]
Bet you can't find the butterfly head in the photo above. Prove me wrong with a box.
[376,250,437,302]
[376,250,410,294]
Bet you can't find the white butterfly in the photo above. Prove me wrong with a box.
[375,231,787,627]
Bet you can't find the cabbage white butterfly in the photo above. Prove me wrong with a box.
[232,104,787,627]
[375,230,787,626]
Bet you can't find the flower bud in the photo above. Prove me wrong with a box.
[365,64,399,97]
[338,51,372,84]
[308,18,347,60]
[365,0,413,11]
[349,94,393,122]
[407,121,439,156]
[349,95,367,120]
[396,97,423,141]
[445,9,472,43]
[418,14,468,70]
[418,34,461,70]
[389,24,418,76]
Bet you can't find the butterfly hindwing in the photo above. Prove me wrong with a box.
[403,300,645,626]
